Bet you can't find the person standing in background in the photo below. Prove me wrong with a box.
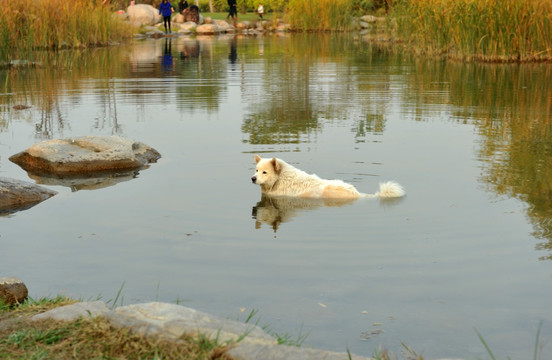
[257,4,264,20]
[159,0,175,34]
[178,0,188,13]
[227,0,238,20]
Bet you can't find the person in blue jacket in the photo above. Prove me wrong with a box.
[159,0,175,34]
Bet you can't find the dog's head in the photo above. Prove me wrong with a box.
[251,155,281,189]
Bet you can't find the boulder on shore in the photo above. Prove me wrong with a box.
[127,4,161,26]
[0,277,28,306]
[0,177,57,214]
[9,136,161,176]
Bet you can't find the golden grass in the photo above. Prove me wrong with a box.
[0,297,235,359]
[285,0,354,31]
[391,0,552,62]
[0,317,235,360]
[0,0,134,62]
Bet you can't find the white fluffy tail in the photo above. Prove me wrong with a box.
[363,181,405,198]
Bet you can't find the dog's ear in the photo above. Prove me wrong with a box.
[254,154,261,164]
[271,158,281,174]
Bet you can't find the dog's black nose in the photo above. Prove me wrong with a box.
[251,176,256,183]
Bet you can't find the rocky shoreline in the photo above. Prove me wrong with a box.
[28,301,373,360]
[122,4,384,38]
[1,277,371,360]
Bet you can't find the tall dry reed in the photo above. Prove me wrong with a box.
[0,0,134,63]
[286,0,354,31]
[391,0,552,62]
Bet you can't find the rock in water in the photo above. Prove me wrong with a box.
[0,177,57,214]
[9,136,161,176]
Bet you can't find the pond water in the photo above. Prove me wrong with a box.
[1,33,552,359]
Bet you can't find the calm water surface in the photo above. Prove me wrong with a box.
[1,34,552,359]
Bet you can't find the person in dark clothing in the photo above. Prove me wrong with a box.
[178,0,188,13]
[227,0,237,20]
[158,0,175,34]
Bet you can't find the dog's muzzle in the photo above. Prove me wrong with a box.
[251,176,257,184]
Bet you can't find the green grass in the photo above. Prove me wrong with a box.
[238,308,310,347]
[475,322,544,360]
[202,11,274,22]
[0,296,236,360]
[1,296,548,359]
[0,297,307,359]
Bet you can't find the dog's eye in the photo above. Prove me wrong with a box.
[263,171,267,174]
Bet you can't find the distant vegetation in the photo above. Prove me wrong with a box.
[0,0,134,63]
[390,0,552,62]
[3,0,549,63]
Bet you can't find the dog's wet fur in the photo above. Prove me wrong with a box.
[251,155,405,199]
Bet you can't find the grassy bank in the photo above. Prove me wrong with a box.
[390,0,552,62]
[0,296,310,360]
[1,297,547,359]
[0,0,134,63]
[0,297,237,359]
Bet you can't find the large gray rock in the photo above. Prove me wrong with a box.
[127,4,161,26]
[213,20,234,33]
[9,136,161,176]
[32,301,110,321]
[196,24,220,35]
[22,301,378,360]
[179,21,197,32]
[0,177,56,214]
[105,302,277,345]
[0,277,28,306]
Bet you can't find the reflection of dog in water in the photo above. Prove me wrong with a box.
[252,194,357,232]
[251,155,405,199]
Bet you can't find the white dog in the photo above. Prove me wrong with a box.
[251,155,405,199]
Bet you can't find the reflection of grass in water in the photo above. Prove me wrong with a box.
[0,46,127,133]
[0,0,134,63]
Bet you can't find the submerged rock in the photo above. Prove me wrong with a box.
[0,177,57,214]
[9,136,161,176]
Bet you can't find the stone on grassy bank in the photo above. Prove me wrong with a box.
[0,277,28,306]
[32,301,110,321]
[28,301,373,360]
[106,302,277,345]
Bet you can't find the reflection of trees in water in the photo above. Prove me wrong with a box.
[240,35,402,145]
[403,61,552,260]
[0,48,129,138]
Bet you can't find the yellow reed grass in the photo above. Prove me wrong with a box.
[392,0,552,62]
[0,0,134,63]
[286,0,354,31]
